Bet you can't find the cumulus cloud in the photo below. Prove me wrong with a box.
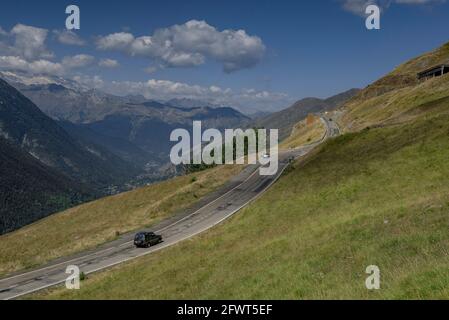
[341,0,445,15]
[96,20,266,73]
[73,74,105,89]
[0,53,95,76]
[74,76,290,112]
[9,24,53,60]
[0,23,97,77]
[96,32,135,51]
[54,30,86,46]
[396,0,445,3]
[98,58,120,68]
[0,24,97,77]
[0,56,64,75]
[61,54,95,69]
[0,24,51,60]
[0,22,280,111]
[0,24,61,76]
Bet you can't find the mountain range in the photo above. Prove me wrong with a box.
[0,136,93,234]
[0,78,138,189]
[0,70,358,234]
[2,72,251,169]
[0,74,251,233]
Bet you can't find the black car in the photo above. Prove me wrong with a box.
[134,232,163,248]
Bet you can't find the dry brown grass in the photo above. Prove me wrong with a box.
[338,41,449,133]
[34,112,449,300]
[341,71,449,132]
[0,164,243,276]
[280,116,326,150]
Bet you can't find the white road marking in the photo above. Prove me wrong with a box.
[0,162,260,284]
[3,150,294,300]
[1,117,336,300]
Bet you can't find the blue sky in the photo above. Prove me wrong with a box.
[0,0,448,113]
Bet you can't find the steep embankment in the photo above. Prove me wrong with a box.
[341,41,449,131]
[34,41,449,300]
[37,109,449,300]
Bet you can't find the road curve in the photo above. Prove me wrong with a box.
[0,117,339,300]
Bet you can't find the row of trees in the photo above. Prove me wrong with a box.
[184,128,262,174]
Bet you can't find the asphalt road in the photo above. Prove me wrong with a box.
[0,117,339,300]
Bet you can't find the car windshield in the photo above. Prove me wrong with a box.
[135,233,145,241]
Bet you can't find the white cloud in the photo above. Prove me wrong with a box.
[0,24,94,76]
[341,0,445,15]
[0,24,59,76]
[10,24,53,60]
[62,54,95,69]
[0,56,64,75]
[342,0,378,15]
[98,58,120,68]
[144,65,159,74]
[76,76,291,112]
[96,32,135,50]
[0,24,95,76]
[0,22,280,111]
[54,30,86,46]
[396,0,445,3]
[73,74,105,89]
[0,53,94,77]
[96,20,266,73]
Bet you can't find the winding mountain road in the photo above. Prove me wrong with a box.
[0,117,339,300]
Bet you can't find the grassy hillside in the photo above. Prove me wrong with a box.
[341,41,449,131]
[31,41,449,300]
[280,115,326,150]
[0,164,243,276]
[35,109,449,299]
[254,89,359,140]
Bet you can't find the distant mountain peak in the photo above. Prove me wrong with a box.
[0,71,89,92]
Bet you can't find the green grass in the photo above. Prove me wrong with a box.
[34,111,449,299]
[23,40,449,300]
